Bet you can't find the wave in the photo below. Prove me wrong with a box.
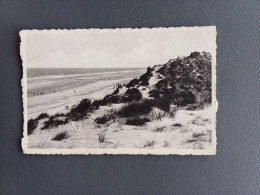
[27,69,146,82]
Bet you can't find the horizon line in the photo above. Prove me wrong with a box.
[27,67,148,69]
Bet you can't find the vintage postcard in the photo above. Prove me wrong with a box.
[20,26,217,155]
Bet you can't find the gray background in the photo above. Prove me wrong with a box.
[0,0,259,194]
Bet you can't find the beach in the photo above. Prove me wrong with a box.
[27,69,145,119]
[25,53,215,152]
[27,104,214,150]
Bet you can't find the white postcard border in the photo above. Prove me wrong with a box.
[20,26,217,155]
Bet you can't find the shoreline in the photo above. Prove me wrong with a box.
[27,75,141,119]
[27,69,146,97]
[27,69,146,81]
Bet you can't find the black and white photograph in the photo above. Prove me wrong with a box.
[21,27,217,155]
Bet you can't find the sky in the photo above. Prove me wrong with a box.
[23,27,216,68]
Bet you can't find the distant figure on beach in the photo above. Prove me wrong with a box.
[74,89,76,93]
[53,90,55,93]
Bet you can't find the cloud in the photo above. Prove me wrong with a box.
[26,28,216,68]
[31,43,172,68]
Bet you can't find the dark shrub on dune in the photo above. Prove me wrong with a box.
[95,113,115,124]
[125,117,150,126]
[122,88,142,102]
[68,98,93,121]
[186,104,200,111]
[28,119,38,135]
[71,98,92,113]
[173,123,182,127]
[124,66,153,88]
[189,51,201,58]
[118,97,172,118]
[95,116,108,124]
[174,92,196,106]
[41,117,68,130]
[152,98,171,112]
[92,99,102,109]
[52,132,68,141]
[34,98,99,130]
[155,79,168,89]
[148,89,163,99]
[53,113,67,118]
[101,88,143,105]
[69,112,88,121]
[118,100,153,117]
[125,78,139,88]
[157,65,167,75]
[139,67,153,86]
[28,113,49,135]
[28,113,50,134]
[36,113,49,120]
[111,87,120,95]
[102,95,121,105]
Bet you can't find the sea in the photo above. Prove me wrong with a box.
[27,68,146,78]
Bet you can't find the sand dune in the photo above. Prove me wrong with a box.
[28,105,213,150]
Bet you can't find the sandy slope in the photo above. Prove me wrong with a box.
[28,105,213,150]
